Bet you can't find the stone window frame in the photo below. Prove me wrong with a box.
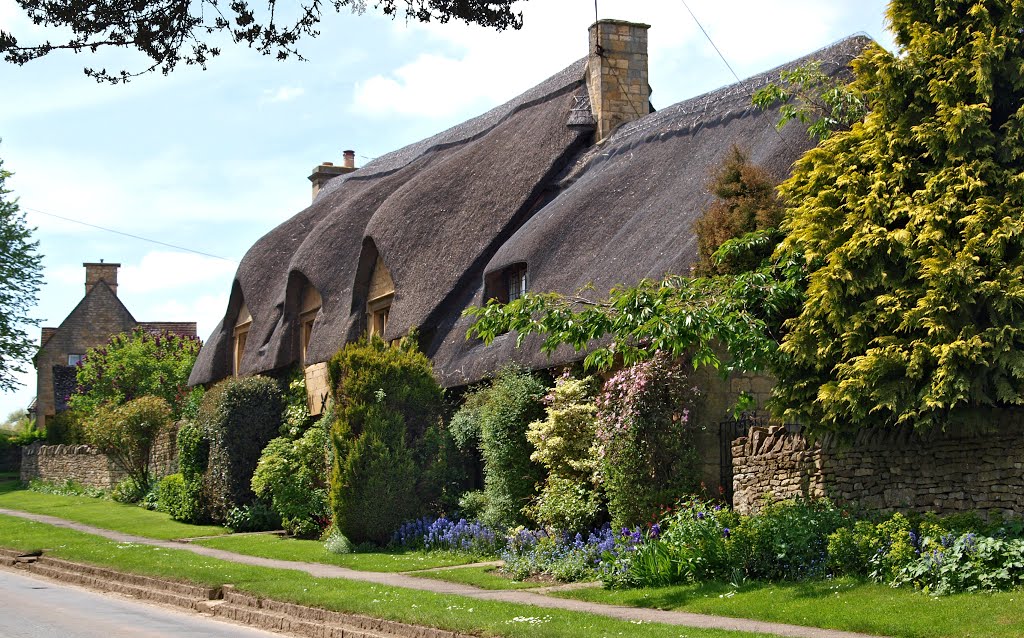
[67,353,85,366]
[298,283,322,366]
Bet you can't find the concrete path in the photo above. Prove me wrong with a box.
[0,508,887,638]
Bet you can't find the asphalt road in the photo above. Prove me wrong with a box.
[0,567,284,638]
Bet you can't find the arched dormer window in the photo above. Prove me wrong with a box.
[299,283,322,366]
[485,262,528,304]
[234,303,252,376]
[367,254,394,337]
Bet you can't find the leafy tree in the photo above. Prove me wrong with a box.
[752,59,867,141]
[773,0,1024,431]
[0,0,526,83]
[69,328,201,418]
[0,151,42,394]
[83,395,172,490]
[693,146,783,276]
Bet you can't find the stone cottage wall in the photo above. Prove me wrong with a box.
[733,418,1024,517]
[20,424,180,489]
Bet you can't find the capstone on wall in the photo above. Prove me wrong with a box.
[732,415,1024,517]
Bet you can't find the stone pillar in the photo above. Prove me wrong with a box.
[587,20,651,142]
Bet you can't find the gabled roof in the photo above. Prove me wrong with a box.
[34,281,136,363]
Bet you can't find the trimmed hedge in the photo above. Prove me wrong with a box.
[198,376,283,522]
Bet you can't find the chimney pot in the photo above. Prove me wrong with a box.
[343,150,356,169]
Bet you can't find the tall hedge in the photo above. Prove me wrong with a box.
[198,375,283,522]
[474,367,546,531]
[774,0,1024,430]
[328,336,444,545]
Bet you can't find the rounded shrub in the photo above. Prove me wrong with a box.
[328,336,445,545]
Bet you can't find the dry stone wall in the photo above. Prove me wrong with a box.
[733,417,1024,518]
[21,424,180,489]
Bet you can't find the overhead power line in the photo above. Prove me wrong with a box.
[23,206,239,264]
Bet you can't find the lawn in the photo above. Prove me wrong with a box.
[194,534,481,572]
[0,484,228,540]
[0,514,771,638]
[554,579,1024,638]
[408,564,547,590]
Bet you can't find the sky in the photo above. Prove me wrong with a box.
[0,0,896,418]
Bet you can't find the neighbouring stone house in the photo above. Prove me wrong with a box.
[32,262,197,430]
[189,21,869,493]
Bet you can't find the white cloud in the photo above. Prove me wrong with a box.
[262,86,306,103]
[144,293,230,342]
[119,251,237,295]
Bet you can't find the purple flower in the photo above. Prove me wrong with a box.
[722,527,731,539]
[650,523,661,539]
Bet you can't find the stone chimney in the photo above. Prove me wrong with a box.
[587,20,651,142]
[84,261,120,296]
[308,150,358,200]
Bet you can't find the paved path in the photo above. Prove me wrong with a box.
[0,508,887,638]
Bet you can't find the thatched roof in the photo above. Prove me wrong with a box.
[190,34,870,388]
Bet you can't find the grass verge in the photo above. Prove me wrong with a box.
[553,579,1024,638]
[408,565,546,590]
[0,514,769,638]
[194,534,480,572]
[0,485,227,540]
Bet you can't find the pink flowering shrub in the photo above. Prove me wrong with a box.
[595,352,702,528]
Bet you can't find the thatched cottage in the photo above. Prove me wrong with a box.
[189,21,866,486]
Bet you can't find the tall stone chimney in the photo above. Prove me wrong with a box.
[308,149,358,200]
[84,261,120,296]
[587,20,651,142]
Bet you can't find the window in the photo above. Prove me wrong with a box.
[233,304,252,376]
[506,264,528,302]
[67,354,84,366]
[365,254,394,338]
[299,284,321,366]
[485,263,529,304]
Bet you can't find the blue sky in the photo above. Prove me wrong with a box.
[0,0,895,418]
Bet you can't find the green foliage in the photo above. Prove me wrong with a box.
[894,533,1024,594]
[752,60,866,141]
[468,366,546,531]
[525,374,603,532]
[225,500,282,532]
[176,420,209,480]
[595,354,702,529]
[252,424,330,538]
[449,386,490,451]
[693,147,783,276]
[774,1,1024,430]
[328,336,444,545]
[280,367,310,438]
[44,409,86,444]
[464,263,801,379]
[0,410,43,448]
[199,375,283,523]
[0,149,42,394]
[179,386,205,422]
[323,526,354,554]
[156,472,206,523]
[458,490,488,520]
[727,499,846,581]
[111,477,151,504]
[27,477,105,498]
[69,328,201,418]
[82,395,172,489]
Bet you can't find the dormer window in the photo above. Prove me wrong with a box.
[299,284,321,366]
[234,303,252,376]
[485,262,529,304]
[366,254,394,338]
